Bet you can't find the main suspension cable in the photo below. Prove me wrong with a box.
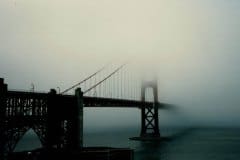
[83,63,128,95]
[60,65,107,94]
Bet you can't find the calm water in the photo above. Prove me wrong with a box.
[15,127,240,160]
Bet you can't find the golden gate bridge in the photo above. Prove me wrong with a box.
[0,63,171,159]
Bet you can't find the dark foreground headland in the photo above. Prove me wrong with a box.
[7,147,134,160]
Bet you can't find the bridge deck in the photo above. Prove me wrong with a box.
[6,90,166,108]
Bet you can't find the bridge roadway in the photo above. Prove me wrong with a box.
[6,90,167,109]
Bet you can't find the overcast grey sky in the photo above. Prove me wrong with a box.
[1,0,240,127]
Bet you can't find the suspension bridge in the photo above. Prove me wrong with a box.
[0,63,171,158]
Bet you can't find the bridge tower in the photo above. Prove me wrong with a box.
[140,79,160,137]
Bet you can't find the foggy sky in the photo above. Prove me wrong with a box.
[1,0,240,128]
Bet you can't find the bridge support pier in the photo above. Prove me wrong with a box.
[140,79,160,138]
[130,79,162,141]
[46,88,84,149]
[74,88,83,148]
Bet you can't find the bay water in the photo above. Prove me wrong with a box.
[15,127,240,160]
